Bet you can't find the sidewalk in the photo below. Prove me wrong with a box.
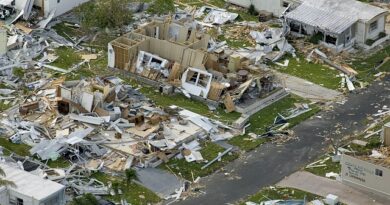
[277,171,389,205]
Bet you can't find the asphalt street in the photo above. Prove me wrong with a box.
[175,76,390,205]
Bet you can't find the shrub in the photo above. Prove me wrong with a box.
[366,39,375,46]
[309,32,324,44]
[248,4,258,16]
[379,32,386,39]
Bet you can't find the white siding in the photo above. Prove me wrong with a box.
[43,0,89,17]
[0,29,7,56]
[341,154,390,197]
[0,187,9,205]
[365,15,386,41]
[228,0,285,16]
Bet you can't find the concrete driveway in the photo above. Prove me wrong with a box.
[277,171,390,205]
[275,72,343,101]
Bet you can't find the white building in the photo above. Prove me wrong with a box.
[0,163,66,205]
[228,0,388,51]
[33,0,90,18]
[285,0,388,51]
[227,0,300,16]
[341,154,390,198]
[0,0,89,19]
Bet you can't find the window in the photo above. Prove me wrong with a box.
[282,1,289,7]
[325,35,337,45]
[369,21,378,33]
[16,198,23,205]
[57,0,61,3]
[375,169,383,177]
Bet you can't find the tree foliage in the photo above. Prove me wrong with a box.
[148,0,175,16]
[125,169,138,186]
[75,0,133,31]
[70,193,99,205]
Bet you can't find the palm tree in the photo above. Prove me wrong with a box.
[0,167,16,187]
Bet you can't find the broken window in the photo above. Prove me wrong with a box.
[325,35,337,45]
[375,169,383,177]
[198,73,210,88]
[17,198,24,205]
[290,22,300,33]
[369,20,378,33]
[187,71,197,84]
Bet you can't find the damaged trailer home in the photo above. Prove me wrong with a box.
[284,0,388,52]
[0,163,66,205]
[0,0,89,21]
[108,18,288,116]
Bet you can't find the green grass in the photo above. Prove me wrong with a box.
[52,22,84,41]
[13,67,25,78]
[228,95,320,151]
[240,187,322,205]
[0,101,12,112]
[160,141,239,180]
[92,172,161,204]
[0,137,31,156]
[349,44,390,82]
[50,47,82,69]
[304,155,341,177]
[218,34,253,48]
[276,56,341,90]
[140,86,241,124]
[46,158,72,168]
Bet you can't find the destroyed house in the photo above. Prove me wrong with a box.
[285,0,388,51]
[108,18,287,115]
[108,18,210,71]
[0,163,66,205]
[0,0,89,21]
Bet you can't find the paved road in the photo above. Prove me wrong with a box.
[277,171,389,205]
[175,75,390,205]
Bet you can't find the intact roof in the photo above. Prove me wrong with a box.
[0,163,65,200]
[285,4,356,34]
[301,0,387,22]
[285,0,387,34]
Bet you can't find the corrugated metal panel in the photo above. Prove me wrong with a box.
[302,0,387,22]
[285,4,356,34]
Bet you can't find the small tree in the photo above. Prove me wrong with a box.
[111,181,120,195]
[125,169,138,187]
[148,0,175,16]
[75,0,133,31]
[248,4,258,16]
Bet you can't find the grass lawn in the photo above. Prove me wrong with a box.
[0,138,31,156]
[276,56,341,90]
[92,172,161,205]
[46,158,72,168]
[228,95,320,151]
[140,86,241,124]
[240,187,322,205]
[0,101,12,112]
[304,155,341,177]
[349,44,390,82]
[160,141,239,181]
[50,47,82,69]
